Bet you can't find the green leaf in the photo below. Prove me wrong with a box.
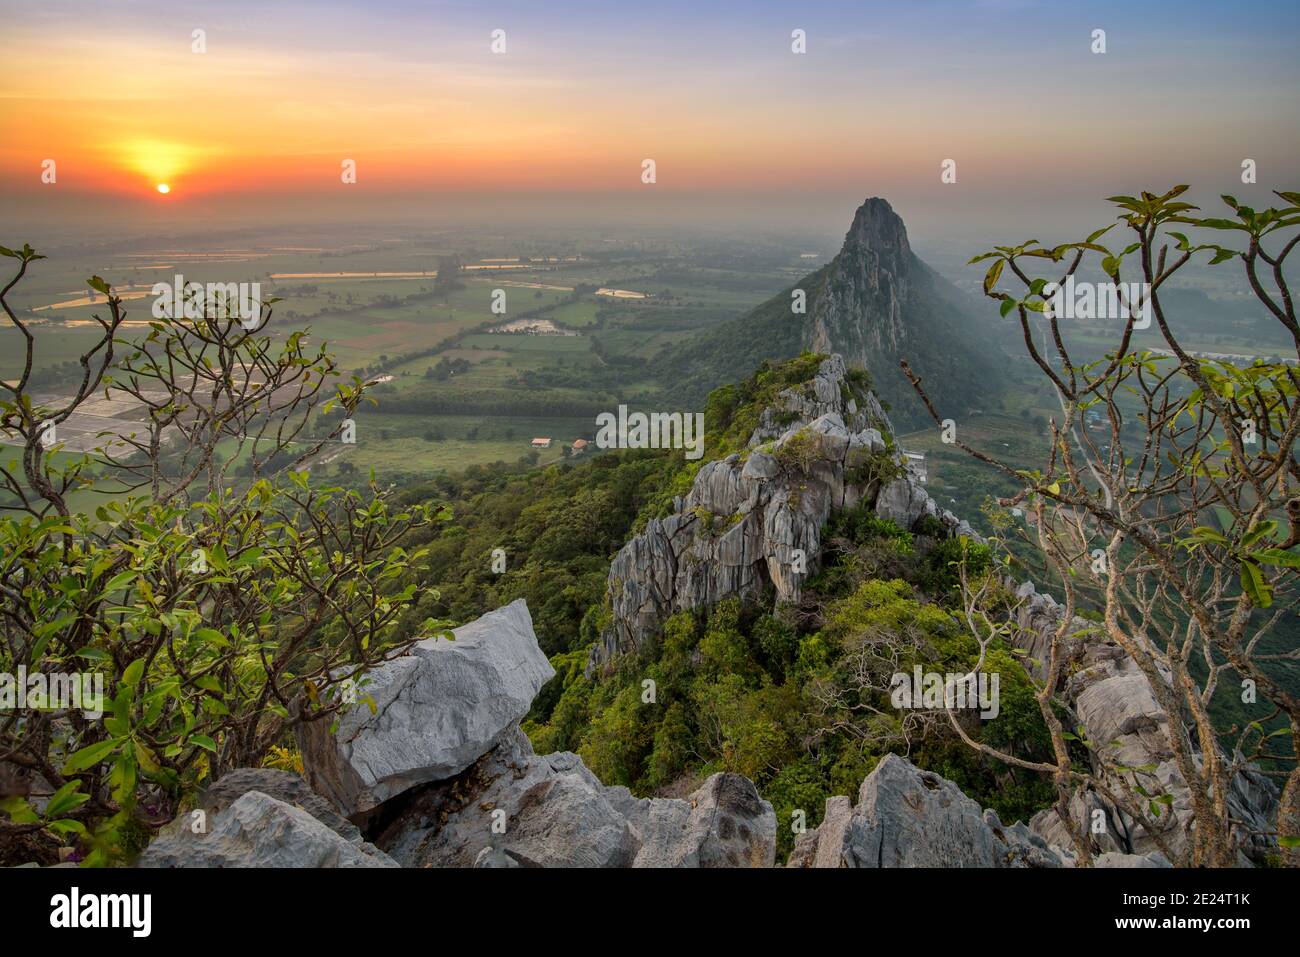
[199,696,229,716]
[121,658,145,689]
[0,796,40,824]
[194,627,230,647]
[134,741,161,774]
[1240,520,1278,549]
[983,259,1005,294]
[45,819,87,836]
[1253,548,1300,568]
[1239,561,1273,608]
[45,781,90,817]
[101,570,138,595]
[62,737,121,774]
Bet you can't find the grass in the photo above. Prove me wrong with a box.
[0,231,813,484]
[338,412,593,475]
[548,302,600,327]
[459,332,593,354]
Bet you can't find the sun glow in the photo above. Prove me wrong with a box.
[117,139,195,192]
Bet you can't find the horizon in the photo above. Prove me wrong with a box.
[3,0,1298,244]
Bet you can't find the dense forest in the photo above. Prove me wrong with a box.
[382,354,1059,860]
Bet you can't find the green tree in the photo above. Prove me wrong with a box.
[0,250,449,865]
[916,187,1300,866]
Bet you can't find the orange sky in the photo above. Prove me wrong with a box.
[2,0,1297,220]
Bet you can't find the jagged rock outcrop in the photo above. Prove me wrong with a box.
[1012,581,1279,866]
[609,771,777,868]
[787,754,1064,868]
[372,725,776,868]
[296,599,554,816]
[191,767,368,844]
[590,355,974,672]
[138,791,399,868]
[131,584,1270,868]
[139,601,775,869]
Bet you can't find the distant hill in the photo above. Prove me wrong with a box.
[649,197,1001,429]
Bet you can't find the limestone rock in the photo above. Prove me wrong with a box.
[373,727,775,869]
[590,355,901,671]
[138,791,399,868]
[787,755,1066,868]
[297,599,555,816]
[874,474,932,531]
[195,767,363,843]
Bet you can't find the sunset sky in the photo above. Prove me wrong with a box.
[3,0,1298,235]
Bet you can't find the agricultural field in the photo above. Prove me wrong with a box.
[1,226,806,482]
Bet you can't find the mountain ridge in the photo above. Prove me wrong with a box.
[649,197,1001,429]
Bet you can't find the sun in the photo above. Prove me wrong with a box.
[156,183,171,194]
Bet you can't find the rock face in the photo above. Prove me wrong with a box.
[141,599,775,869]
[1012,582,1279,866]
[138,791,399,868]
[372,725,776,869]
[296,599,554,816]
[590,355,974,672]
[132,582,1270,868]
[787,754,1064,868]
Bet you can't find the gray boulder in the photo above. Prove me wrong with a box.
[874,474,933,531]
[138,791,398,868]
[297,599,555,816]
[610,772,778,868]
[375,727,775,868]
[787,755,1066,868]
[195,767,363,843]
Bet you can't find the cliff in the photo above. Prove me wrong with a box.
[590,353,974,672]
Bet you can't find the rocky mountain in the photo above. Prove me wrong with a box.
[128,354,1278,869]
[136,586,1274,869]
[648,197,1000,429]
[140,601,779,869]
[590,354,973,671]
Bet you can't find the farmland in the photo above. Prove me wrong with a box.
[1,225,810,483]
